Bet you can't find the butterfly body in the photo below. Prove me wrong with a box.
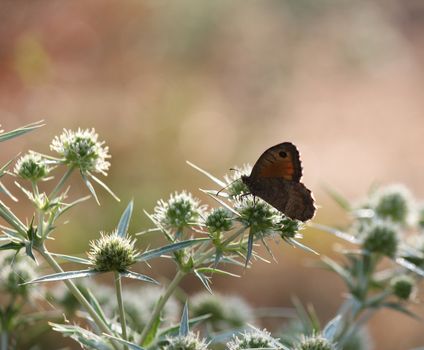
[241,142,315,221]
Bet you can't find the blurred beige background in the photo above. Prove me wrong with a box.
[1,1,424,349]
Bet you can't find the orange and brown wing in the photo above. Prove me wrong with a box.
[247,177,315,221]
[249,142,302,182]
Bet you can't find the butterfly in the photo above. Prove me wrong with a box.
[241,142,315,221]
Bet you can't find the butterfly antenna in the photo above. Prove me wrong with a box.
[216,180,234,196]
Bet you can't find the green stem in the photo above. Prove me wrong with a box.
[114,272,128,350]
[139,270,186,345]
[140,227,246,345]
[49,167,74,199]
[1,331,8,350]
[37,244,119,350]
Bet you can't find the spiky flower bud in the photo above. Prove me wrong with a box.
[163,332,208,350]
[371,185,413,225]
[88,231,138,272]
[50,128,110,174]
[236,198,277,237]
[294,334,336,350]
[153,191,206,232]
[205,208,233,235]
[390,275,415,300]
[362,221,398,258]
[14,153,49,181]
[227,328,282,350]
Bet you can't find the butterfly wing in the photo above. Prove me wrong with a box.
[249,142,302,182]
[246,177,315,221]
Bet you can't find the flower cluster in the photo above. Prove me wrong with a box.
[227,328,282,350]
[50,128,110,174]
[361,221,399,258]
[235,198,279,237]
[14,152,49,182]
[163,332,208,350]
[153,191,206,233]
[88,231,138,272]
[205,207,233,235]
[293,334,336,350]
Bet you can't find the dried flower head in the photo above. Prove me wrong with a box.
[227,327,282,350]
[153,191,206,232]
[163,332,208,350]
[50,128,110,174]
[14,152,49,181]
[88,231,138,272]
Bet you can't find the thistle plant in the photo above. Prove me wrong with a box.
[1,121,423,350]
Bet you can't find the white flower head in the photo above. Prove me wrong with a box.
[50,128,110,175]
[14,152,49,181]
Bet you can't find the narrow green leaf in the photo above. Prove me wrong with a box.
[179,301,189,337]
[136,238,208,262]
[323,185,351,211]
[186,161,226,187]
[0,181,17,202]
[309,223,360,244]
[321,256,354,291]
[245,230,254,267]
[0,199,27,237]
[287,238,319,255]
[381,302,421,320]
[158,315,211,339]
[103,334,145,350]
[119,270,159,285]
[50,253,92,265]
[14,181,35,202]
[200,190,240,217]
[194,270,213,294]
[0,120,44,143]
[0,158,15,176]
[322,315,342,341]
[143,209,173,241]
[86,289,111,330]
[26,269,100,284]
[81,172,100,205]
[54,195,91,219]
[395,257,424,277]
[50,322,113,350]
[195,267,240,278]
[25,241,36,262]
[117,200,133,237]
[142,306,161,346]
[0,241,24,251]
[88,172,120,202]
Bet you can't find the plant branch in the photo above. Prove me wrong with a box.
[139,270,186,345]
[36,244,120,350]
[114,272,128,350]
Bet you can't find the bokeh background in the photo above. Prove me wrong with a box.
[1,1,424,349]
